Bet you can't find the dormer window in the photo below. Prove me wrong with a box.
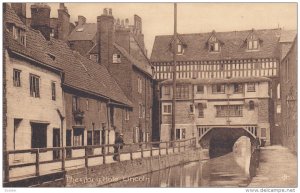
[177,44,183,54]
[209,42,219,52]
[247,33,260,51]
[12,26,26,46]
[208,32,221,52]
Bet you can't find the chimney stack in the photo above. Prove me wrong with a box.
[97,8,115,67]
[31,3,51,41]
[77,15,86,26]
[11,3,26,24]
[58,3,70,41]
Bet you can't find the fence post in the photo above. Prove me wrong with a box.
[4,151,9,182]
[62,147,65,171]
[150,143,153,157]
[85,146,88,168]
[35,149,40,177]
[173,141,175,153]
[159,143,161,156]
[166,142,169,155]
[102,146,106,164]
[118,145,121,162]
[141,143,144,158]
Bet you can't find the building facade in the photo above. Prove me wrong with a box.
[160,77,271,145]
[68,8,154,144]
[151,28,296,144]
[4,4,65,164]
[280,36,297,153]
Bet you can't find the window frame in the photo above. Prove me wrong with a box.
[215,105,243,117]
[233,83,244,93]
[162,104,172,115]
[112,53,121,63]
[51,81,56,101]
[212,84,225,94]
[196,85,204,93]
[29,74,40,98]
[247,83,256,92]
[198,103,204,118]
[13,69,21,87]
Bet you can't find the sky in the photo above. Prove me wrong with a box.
[26,3,297,57]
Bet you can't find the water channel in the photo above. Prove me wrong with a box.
[104,137,253,187]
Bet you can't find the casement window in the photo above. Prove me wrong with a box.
[198,103,204,118]
[175,128,186,140]
[247,83,256,92]
[31,123,47,148]
[12,26,26,46]
[163,104,172,114]
[133,127,140,143]
[87,129,100,146]
[209,42,219,52]
[247,35,259,50]
[216,105,243,117]
[112,54,121,63]
[30,74,40,98]
[196,85,204,93]
[176,84,189,99]
[51,81,56,101]
[72,96,80,111]
[89,54,99,63]
[177,44,183,54]
[94,130,101,145]
[73,128,84,146]
[212,84,225,94]
[13,69,21,87]
[125,109,130,120]
[233,83,243,93]
[164,86,170,95]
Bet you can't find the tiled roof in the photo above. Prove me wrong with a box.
[68,23,97,42]
[4,5,62,71]
[279,30,297,43]
[161,77,271,85]
[4,4,132,107]
[4,4,26,29]
[151,29,282,62]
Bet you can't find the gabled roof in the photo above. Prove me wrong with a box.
[161,77,271,85]
[151,28,282,62]
[4,5,62,71]
[68,23,97,42]
[4,4,132,107]
[279,30,297,43]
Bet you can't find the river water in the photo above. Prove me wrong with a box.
[105,137,252,187]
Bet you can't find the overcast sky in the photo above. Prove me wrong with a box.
[26,3,297,56]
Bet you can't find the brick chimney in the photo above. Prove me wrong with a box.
[78,15,86,26]
[30,3,51,41]
[97,8,114,68]
[133,14,145,50]
[11,3,26,24]
[57,3,70,41]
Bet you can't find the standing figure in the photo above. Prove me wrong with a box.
[113,133,125,161]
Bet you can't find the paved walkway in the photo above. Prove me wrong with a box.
[248,145,297,188]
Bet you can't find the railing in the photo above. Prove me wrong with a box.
[4,138,196,182]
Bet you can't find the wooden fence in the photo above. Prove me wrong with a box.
[4,138,197,182]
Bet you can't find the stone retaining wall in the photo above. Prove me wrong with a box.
[66,147,202,187]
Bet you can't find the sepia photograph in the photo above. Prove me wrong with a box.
[1,1,298,190]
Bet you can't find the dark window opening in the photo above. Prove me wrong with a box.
[31,123,47,148]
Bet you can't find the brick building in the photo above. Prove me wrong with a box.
[151,28,296,144]
[68,9,154,144]
[280,36,297,153]
[160,77,271,146]
[11,3,75,41]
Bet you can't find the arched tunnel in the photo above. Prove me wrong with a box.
[199,127,256,158]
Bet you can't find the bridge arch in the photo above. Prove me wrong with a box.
[198,126,257,158]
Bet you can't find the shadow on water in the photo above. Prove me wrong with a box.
[104,136,257,187]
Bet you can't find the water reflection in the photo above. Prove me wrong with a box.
[105,137,252,187]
